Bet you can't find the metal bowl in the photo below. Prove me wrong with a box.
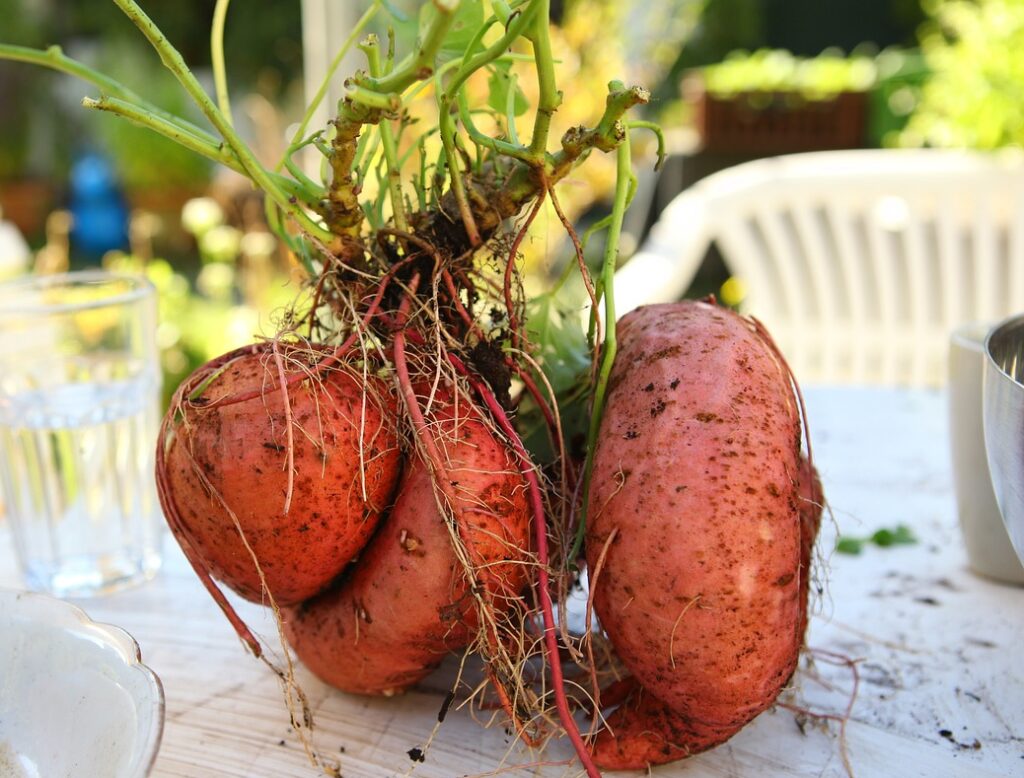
[983,314,1024,563]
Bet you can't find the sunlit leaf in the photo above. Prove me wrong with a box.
[419,0,485,64]
[487,61,529,117]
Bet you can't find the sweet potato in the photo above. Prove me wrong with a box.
[158,343,401,605]
[590,456,824,769]
[283,401,531,696]
[586,300,813,769]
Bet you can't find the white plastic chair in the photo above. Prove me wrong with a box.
[614,149,1024,386]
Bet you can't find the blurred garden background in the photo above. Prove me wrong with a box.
[0,0,1020,401]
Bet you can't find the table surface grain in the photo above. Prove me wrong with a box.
[1,386,1022,778]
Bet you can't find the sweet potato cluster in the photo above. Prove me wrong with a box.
[155,300,821,772]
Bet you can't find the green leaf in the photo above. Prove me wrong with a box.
[516,290,593,465]
[836,537,864,555]
[839,524,917,555]
[872,524,917,547]
[487,61,529,117]
[870,528,897,547]
[525,291,591,394]
[419,0,485,64]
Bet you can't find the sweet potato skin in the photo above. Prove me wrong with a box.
[160,344,401,605]
[284,404,530,695]
[591,457,824,769]
[586,301,806,768]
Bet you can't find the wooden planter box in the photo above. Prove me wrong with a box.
[691,85,867,154]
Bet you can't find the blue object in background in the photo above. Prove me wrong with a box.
[69,152,130,259]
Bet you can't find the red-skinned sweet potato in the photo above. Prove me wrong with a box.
[283,400,531,695]
[586,300,815,769]
[158,343,401,605]
[589,455,824,768]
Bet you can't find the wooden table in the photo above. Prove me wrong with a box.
[2,386,1022,777]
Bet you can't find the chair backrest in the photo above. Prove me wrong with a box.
[614,149,1024,386]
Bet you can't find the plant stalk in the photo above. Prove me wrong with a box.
[81,95,320,207]
[527,0,560,158]
[279,0,380,173]
[362,35,407,233]
[570,132,632,563]
[111,0,332,242]
[211,0,234,126]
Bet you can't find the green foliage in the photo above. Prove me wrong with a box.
[487,61,529,117]
[518,290,591,464]
[418,0,485,63]
[901,0,1024,149]
[867,48,930,147]
[701,48,878,99]
[836,524,917,555]
[0,0,49,177]
[58,0,303,95]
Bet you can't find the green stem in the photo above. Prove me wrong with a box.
[110,0,331,242]
[279,0,380,172]
[627,120,666,171]
[83,95,229,165]
[570,134,632,564]
[363,35,407,232]
[545,82,649,185]
[505,69,522,146]
[365,0,459,95]
[0,44,324,204]
[324,0,459,237]
[457,90,532,163]
[438,89,480,246]
[347,84,400,111]
[527,0,560,158]
[578,175,638,252]
[442,1,541,104]
[80,94,317,206]
[0,44,208,139]
[280,138,323,195]
[430,0,543,240]
[211,0,233,126]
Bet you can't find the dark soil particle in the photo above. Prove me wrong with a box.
[407,747,426,762]
[438,691,455,722]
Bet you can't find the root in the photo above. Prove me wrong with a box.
[783,647,861,778]
[583,526,618,735]
[451,352,602,778]
[546,179,599,346]
[394,279,551,746]
[503,196,544,351]
[270,340,296,514]
[155,428,263,657]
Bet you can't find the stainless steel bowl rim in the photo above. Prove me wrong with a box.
[985,313,1024,388]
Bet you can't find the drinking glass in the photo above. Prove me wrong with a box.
[0,270,163,596]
